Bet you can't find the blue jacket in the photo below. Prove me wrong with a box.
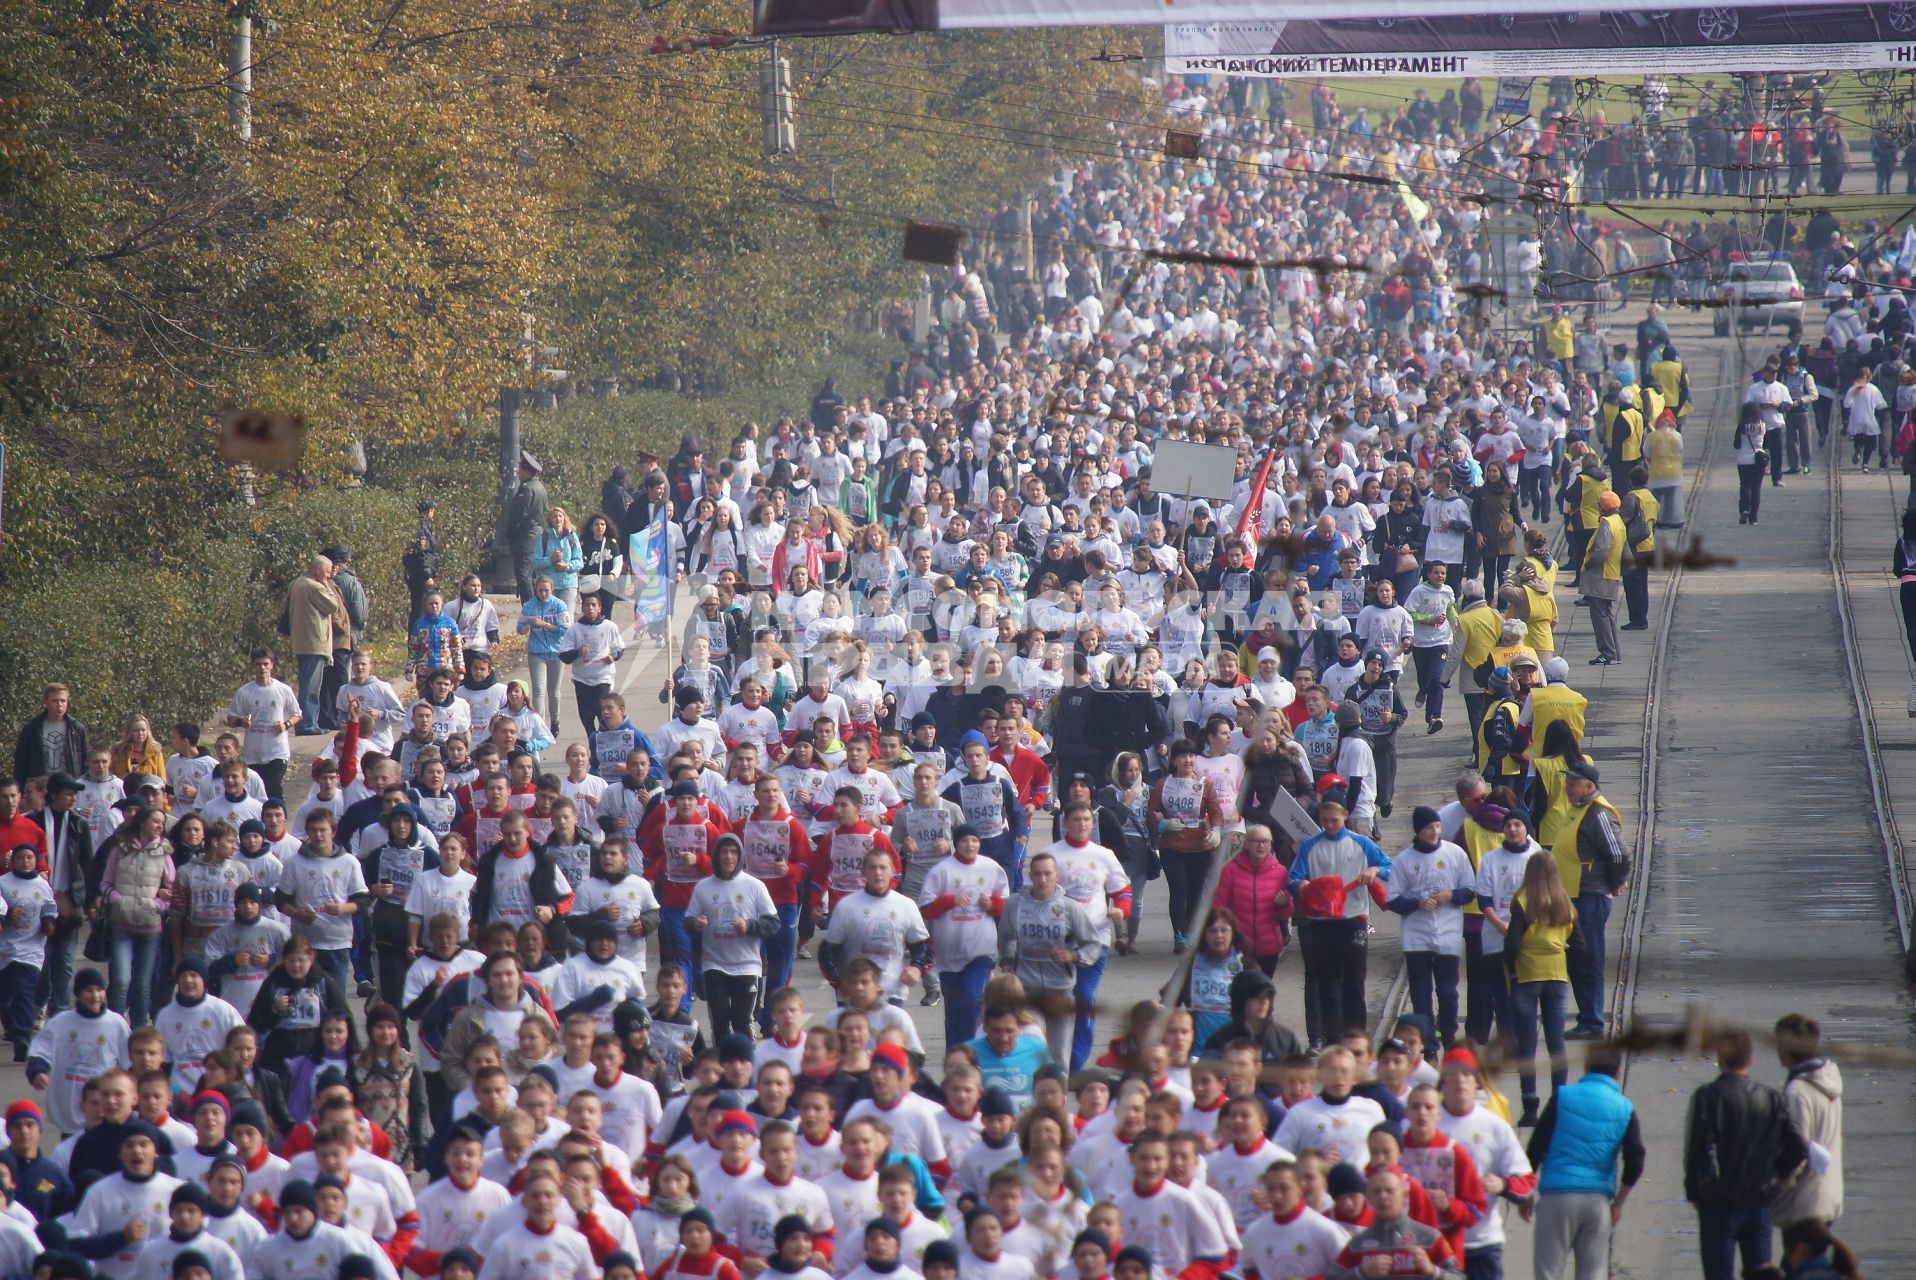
[1288,830,1392,921]
[590,718,664,784]
[517,593,572,659]
[1538,1072,1636,1197]
[535,528,584,590]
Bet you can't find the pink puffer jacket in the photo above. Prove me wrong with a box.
[1213,849,1293,959]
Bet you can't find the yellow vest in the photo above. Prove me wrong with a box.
[1511,888,1575,984]
[1527,687,1588,751]
[1574,472,1611,531]
[1627,488,1660,553]
[1477,697,1525,777]
[1457,812,1502,916]
[1585,513,1627,582]
[1521,580,1558,653]
[1651,359,1689,415]
[1610,407,1646,465]
[1641,385,1667,429]
[1491,641,1540,672]
[1531,754,1575,849]
[1544,317,1575,360]
[1646,426,1683,484]
[1550,793,1623,897]
[1456,605,1503,674]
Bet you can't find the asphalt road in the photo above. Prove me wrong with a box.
[1604,318,1916,1277]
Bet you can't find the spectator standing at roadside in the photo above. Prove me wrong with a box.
[1682,1027,1809,1280]
[1527,1043,1645,1280]
[12,684,90,785]
[319,544,367,733]
[403,498,440,621]
[283,555,348,738]
[1771,1012,1844,1233]
[506,451,549,600]
[1551,760,1628,1041]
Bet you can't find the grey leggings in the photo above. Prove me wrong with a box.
[527,655,564,725]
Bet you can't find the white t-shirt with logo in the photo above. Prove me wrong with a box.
[823,890,928,996]
[280,851,369,951]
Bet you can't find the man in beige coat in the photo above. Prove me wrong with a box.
[1773,1012,1844,1229]
[285,553,349,734]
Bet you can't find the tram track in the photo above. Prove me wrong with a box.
[1363,337,1734,1077]
[1608,340,1731,1083]
[1827,413,1914,952]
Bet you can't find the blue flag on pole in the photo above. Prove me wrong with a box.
[628,512,671,628]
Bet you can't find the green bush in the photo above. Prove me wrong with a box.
[249,487,432,639]
[0,547,256,758]
[0,332,903,776]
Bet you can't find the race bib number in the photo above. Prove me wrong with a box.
[959,780,1006,837]
[1160,776,1203,821]
[829,832,873,893]
[664,824,708,883]
[904,807,952,858]
[743,820,792,880]
[378,847,425,899]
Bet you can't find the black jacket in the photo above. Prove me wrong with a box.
[1092,688,1169,768]
[13,714,90,784]
[1683,1073,1808,1208]
[1201,970,1303,1062]
[470,843,570,929]
[1048,684,1100,769]
[1568,798,1633,897]
[35,806,95,908]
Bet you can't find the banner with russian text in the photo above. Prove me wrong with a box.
[1165,6,1916,76]
[755,0,1872,35]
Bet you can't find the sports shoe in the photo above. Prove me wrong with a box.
[1565,1025,1605,1040]
[920,987,943,1008]
[356,980,376,999]
[1414,689,1426,707]
[1173,934,1190,956]
[1801,465,1812,474]
[1426,718,1443,734]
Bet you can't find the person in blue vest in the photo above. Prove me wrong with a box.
[1524,1041,1647,1280]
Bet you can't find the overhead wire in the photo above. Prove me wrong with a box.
[142,2,1905,299]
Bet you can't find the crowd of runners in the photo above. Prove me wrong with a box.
[3,74,1909,1280]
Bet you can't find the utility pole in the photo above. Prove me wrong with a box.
[490,387,523,586]
[760,40,795,157]
[227,5,252,141]
[1020,196,1035,279]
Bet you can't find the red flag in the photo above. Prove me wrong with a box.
[1234,445,1278,546]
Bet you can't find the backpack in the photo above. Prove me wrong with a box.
[1623,493,1653,549]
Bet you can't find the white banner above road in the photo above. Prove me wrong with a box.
[755,0,1890,35]
[1164,6,1916,76]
